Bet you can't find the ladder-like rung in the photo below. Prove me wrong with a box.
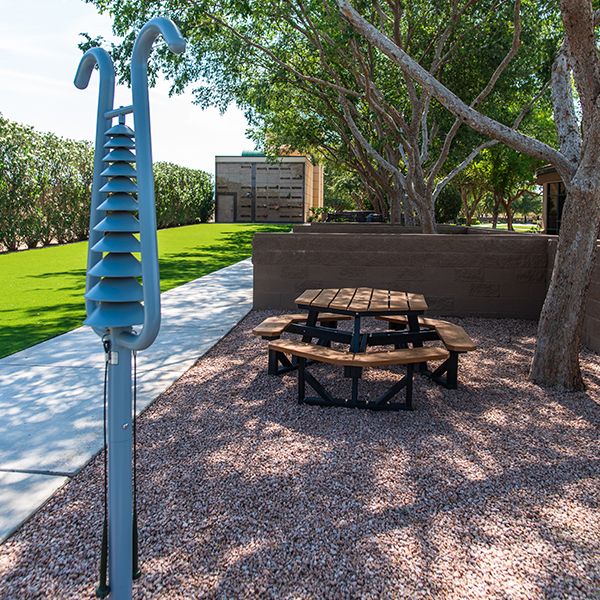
[104,104,134,118]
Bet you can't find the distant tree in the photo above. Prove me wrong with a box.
[324,166,369,212]
[434,186,462,225]
[455,159,491,226]
[513,192,542,224]
[484,146,541,230]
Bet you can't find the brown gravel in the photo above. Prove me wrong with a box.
[0,312,599,599]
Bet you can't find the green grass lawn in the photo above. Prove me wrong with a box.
[0,223,290,358]
[469,223,540,233]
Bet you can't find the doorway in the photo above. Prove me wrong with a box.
[216,194,235,222]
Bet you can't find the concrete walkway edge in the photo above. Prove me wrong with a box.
[0,258,253,541]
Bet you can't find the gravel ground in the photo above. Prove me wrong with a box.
[0,312,599,599]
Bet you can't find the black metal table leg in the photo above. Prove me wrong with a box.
[350,315,361,353]
[407,313,427,372]
[298,357,306,403]
[301,309,319,343]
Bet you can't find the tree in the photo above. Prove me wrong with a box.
[339,0,600,390]
[84,0,556,231]
[483,146,542,230]
[513,191,542,224]
[454,159,491,226]
[434,186,462,224]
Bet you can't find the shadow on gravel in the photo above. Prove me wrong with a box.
[0,313,599,598]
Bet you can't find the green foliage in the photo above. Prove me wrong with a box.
[154,162,214,227]
[0,115,213,251]
[81,0,561,225]
[0,116,94,251]
[435,186,462,224]
[512,192,542,220]
[308,206,328,222]
[324,165,367,211]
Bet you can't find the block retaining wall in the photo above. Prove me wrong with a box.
[252,232,600,352]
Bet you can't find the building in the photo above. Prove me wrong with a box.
[535,165,565,235]
[214,152,324,223]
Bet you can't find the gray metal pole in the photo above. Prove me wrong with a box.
[76,17,186,600]
[107,334,133,599]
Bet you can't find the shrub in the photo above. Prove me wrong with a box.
[0,115,214,251]
[435,185,462,224]
[154,162,214,228]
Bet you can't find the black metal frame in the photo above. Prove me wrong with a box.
[297,358,414,411]
[424,351,460,389]
[387,320,461,388]
[264,304,466,395]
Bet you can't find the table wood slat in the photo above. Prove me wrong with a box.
[295,288,322,305]
[329,288,358,311]
[297,287,428,315]
[349,287,373,312]
[407,292,428,311]
[369,288,391,312]
[311,288,340,308]
[389,291,409,311]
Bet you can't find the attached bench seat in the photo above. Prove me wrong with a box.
[269,339,450,367]
[269,339,449,411]
[252,312,351,339]
[377,315,476,388]
[377,315,476,352]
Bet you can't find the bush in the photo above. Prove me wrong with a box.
[434,185,462,224]
[154,162,214,228]
[0,115,214,251]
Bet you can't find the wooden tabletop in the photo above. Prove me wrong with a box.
[295,287,428,314]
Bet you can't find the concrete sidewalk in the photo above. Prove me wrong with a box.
[0,259,253,541]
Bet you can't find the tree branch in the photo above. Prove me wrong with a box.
[337,0,576,181]
[551,40,582,163]
[559,0,600,126]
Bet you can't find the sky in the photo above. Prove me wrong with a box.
[0,0,254,174]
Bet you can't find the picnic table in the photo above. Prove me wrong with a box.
[292,287,437,353]
[252,287,476,409]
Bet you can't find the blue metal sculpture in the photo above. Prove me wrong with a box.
[75,17,186,600]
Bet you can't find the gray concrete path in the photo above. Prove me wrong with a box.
[0,259,253,541]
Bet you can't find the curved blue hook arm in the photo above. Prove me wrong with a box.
[118,17,186,351]
[74,48,116,330]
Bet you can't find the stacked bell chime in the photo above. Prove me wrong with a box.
[85,118,144,329]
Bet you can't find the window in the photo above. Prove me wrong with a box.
[546,181,566,235]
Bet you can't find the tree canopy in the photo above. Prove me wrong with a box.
[82,0,560,228]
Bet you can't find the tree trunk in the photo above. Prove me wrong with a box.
[501,199,514,231]
[461,190,472,226]
[419,203,437,234]
[492,194,502,228]
[404,209,416,226]
[530,177,600,390]
[390,193,401,223]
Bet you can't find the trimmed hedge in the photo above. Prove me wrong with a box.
[154,162,214,228]
[0,115,214,251]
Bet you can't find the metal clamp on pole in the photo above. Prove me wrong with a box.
[75,17,186,600]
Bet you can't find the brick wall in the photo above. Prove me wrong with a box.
[253,233,548,318]
[586,253,600,351]
[252,231,600,351]
[293,223,468,234]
